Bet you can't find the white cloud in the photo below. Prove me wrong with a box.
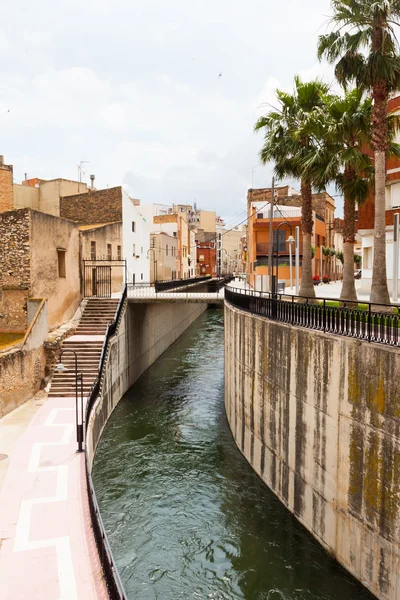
[1,0,343,218]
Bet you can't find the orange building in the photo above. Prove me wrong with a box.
[247,187,335,288]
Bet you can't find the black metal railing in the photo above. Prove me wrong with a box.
[85,285,128,600]
[225,287,400,346]
[155,276,210,292]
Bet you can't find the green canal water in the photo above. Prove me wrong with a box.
[93,310,373,600]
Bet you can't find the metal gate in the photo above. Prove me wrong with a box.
[83,260,126,298]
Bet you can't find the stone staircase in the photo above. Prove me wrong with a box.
[48,298,119,398]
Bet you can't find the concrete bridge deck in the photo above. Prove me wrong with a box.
[127,286,225,304]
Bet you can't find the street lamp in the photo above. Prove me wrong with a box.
[273,222,293,295]
[55,350,84,452]
[147,248,158,284]
[287,234,295,289]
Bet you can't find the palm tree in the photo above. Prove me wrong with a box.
[254,76,329,298]
[301,89,373,303]
[318,0,400,304]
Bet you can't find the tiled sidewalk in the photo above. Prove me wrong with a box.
[0,396,108,600]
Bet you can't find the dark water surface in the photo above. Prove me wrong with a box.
[93,310,372,600]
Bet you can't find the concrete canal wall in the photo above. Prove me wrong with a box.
[224,301,400,600]
[86,300,207,467]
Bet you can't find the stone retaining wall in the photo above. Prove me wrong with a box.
[86,300,207,468]
[224,301,400,600]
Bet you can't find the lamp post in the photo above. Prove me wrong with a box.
[147,248,157,284]
[273,222,293,295]
[295,226,300,295]
[55,350,84,452]
[287,234,295,289]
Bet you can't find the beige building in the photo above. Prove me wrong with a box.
[216,225,245,275]
[79,222,123,294]
[149,232,178,282]
[0,157,89,217]
[0,208,81,331]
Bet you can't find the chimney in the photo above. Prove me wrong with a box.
[24,173,27,181]
[0,155,4,167]
[90,174,95,190]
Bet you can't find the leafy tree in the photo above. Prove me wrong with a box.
[255,77,329,297]
[354,253,362,265]
[318,0,400,304]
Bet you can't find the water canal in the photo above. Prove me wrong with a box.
[93,310,373,600]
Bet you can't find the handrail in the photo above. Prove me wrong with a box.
[225,286,400,346]
[21,298,46,348]
[84,286,128,600]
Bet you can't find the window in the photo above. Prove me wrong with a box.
[273,230,287,252]
[257,212,264,219]
[107,244,112,260]
[141,273,143,280]
[117,245,122,260]
[388,183,400,209]
[132,221,136,232]
[57,249,66,278]
[166,244,169,256]
[90,241,96,260]
[199,254,204,262]
[133,243,136,256]
[141,247,143,254]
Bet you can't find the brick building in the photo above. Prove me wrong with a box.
[197,241,216,276]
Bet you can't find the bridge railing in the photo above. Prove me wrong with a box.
[85,286,129,600]
[225,286,400,346]
[127,278,230,300]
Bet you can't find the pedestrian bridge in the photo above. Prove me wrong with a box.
[127,283,225,304]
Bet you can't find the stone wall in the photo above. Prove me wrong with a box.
[0,162,13,213]
[0,300,48,417]
[86,301,207,468]
[0,209,31,289]
[0,209,31,331]
[60,186,122,225]
[224,301,400,600]
[0,346,46,417]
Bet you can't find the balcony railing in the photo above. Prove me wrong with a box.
[256,242,304,255]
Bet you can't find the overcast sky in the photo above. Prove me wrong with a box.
[1,0,341,221]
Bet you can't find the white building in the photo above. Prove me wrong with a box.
[122,190,151,284]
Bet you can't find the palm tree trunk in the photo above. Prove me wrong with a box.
[370,82,391,306]
[299,180,315,298]
[340,183,357,303]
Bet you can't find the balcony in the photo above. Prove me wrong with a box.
[256,241,303,255]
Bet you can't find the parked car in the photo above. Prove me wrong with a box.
[354,269,362,279]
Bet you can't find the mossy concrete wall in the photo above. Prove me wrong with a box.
[225,301,400,600]
[86,300,207,468]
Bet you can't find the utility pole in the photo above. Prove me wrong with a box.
[268,177,275,292]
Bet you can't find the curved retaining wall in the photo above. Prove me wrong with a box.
[87,300,207,468]
[225,301,400,600]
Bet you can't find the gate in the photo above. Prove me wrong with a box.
[83,260,127,298]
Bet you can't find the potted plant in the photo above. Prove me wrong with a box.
[312,275,320,286]
[322,276,330,284]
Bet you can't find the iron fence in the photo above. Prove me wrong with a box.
[155,276,209,292]
[85,286,128,600]
[225,287,400,346]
